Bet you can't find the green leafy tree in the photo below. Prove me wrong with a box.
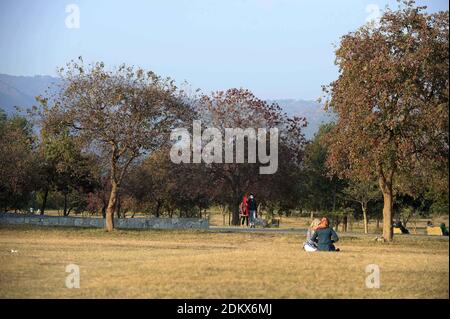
[0,110,38,212]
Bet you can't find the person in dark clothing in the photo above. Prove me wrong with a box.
[394,220,409,234]
[311,217,340,251]
[247,193,258,228]
[440,223,449,236]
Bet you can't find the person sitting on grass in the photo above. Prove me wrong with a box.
[303,218,321,252]
[311,217,340,252]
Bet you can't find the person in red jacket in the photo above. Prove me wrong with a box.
[240,194,249,227]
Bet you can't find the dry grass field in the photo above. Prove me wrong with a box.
[0,225,448,299]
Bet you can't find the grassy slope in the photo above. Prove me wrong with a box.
[0,225,448,298]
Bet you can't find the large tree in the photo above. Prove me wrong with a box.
[38,59,192,231]
[196,88,306,225]
[323,1,449,241]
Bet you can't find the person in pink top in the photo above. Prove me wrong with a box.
[240,194,249,227]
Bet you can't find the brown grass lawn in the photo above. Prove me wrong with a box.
[0,225,448,299]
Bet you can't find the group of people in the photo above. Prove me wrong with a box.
[427,221,449,236]
[303,217,340,252]
[239,192,339,250]
[239,193,258,228]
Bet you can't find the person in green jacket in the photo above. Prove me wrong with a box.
[311,217,340,251]
[440,223,449,236]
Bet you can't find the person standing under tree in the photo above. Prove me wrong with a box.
[248,193,258,228]
[240,194,249,227]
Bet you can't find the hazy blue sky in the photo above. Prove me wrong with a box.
[0,0,448,100]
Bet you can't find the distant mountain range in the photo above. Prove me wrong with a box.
[0,73,334,139]
[0,74,60,114]
[268,99,335,139]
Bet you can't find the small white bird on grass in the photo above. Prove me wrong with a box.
[10,249,18,254]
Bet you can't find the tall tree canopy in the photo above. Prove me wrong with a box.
[196,88,306,225]
[323,1,449,241]
[38,59,193,230]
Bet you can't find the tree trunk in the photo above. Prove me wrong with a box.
[105,181,118,232]
[342,215,348,232]
[376,162,395,241]
[116,192,121,219]
[378,175,394,241]
[381,189,393,241]
[101,205,106,218]
[232,205,240,225]
[362,202,369,234]
[104,144,134,230]
[155,201,161,218]
[231,193,240,226]
[40,188,49,215]
[63,192,68,216]
[334,216,340,230]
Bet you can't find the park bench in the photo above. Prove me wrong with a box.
[393,222,409,234]
[427,226,443,236]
